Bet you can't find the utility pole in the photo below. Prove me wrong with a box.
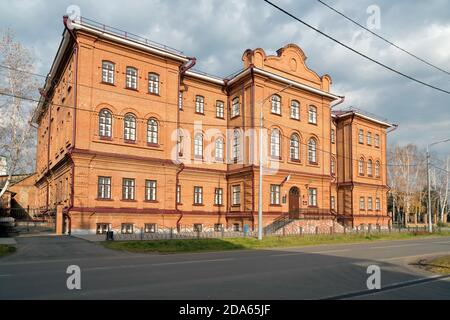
[426,138,450,233]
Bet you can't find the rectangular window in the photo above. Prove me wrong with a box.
[308,106,317,124]
[231,98,240,117]
[194,186,203,205]
[145,180,157,201]
[121,223,134,234]
[98,176,111,199]
[193,224,203,232]
[308,188,317,206]
[359,197,365,210]
[375,134,380,147]
[195,96,204,114]
[102,61,114,84]
[331,196,336,210]
[214,188,223,205]
[178,91,183,110]
[176,185,181,204]
[148,73,159,94]
[376,198,381,211]
[290,100,300,120]
[368,197,373,210]
[232,185,241,206]
[96,223,110,235]
[233,223,240,232]
[271,95,281,115]
[216,101,224,118]
[144,223,157,233]
[367,132,372,145]
[214,223,223,232]
[270,185,281,205]
[331,129,335,144]
[126,67,137,89]
[359,129,364,144]
[122,178,135,200]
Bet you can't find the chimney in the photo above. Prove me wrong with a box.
[0,156,7,175]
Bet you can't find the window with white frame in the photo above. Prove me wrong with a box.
[290,100,300,119]
[270,129,281,158]
[331,196,336,210]
[215,138,224,161]
[144,223,156,233]
[99,109,112,138]
[232,129,241,161]
[359,129,364,144]
[178,91,183,109]
[214,188,223,205]
[331,157,336,175]
[232,185,241,205]
[195,95,204,114]
[193,224,203,232]
[308,138,317,164]
[376,198,380,211]
[375,134,380,147]
[231,97,240,117]
[124,113,136,141]
[98,176,111,199]
[331,129,335,143]
[270,185,280,205]
[121,223,134,234]
[102,61,114,84]
[290,134,300,161]
[194,186,203,204]
[368,197,373,210]
[308,105,317,124]
[367,132,372,145]
[216,100,224,118]
[367,159,373,176]
[271,95,281,114]
[375,161,380,177]
[176,185,181,204]
[214,223,223,232]
[147,118,158,144]
[359,197,365,210]
[126,67,137,89]
[122,178,135,200]
[148,73,159,94]
[358,158,364,175]
[308,188,317,206]
[194,133,203,159]
[96,223,110,235]
[145,180,157,201]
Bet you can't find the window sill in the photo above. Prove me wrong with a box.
[271,156,282,161]
[308,162,319,166]
[308,122,318,126]
[147,143,160,148]
[270,204,282,207]
[216,116,225,120]
[96,198,113,201]
[101,81,115,86]
[271,112,282,117]
[195,112,205,116]
[144,200,159,203]
[121,199,137,202]
[148,92,160,97]
[214,204,224,207]
[230,115,240,119]
[290,117,300,121]
[231,204,241,208]
[289,159,301,164]
[125,87,138,92]
[193,203,204,207]
[308,205,318,208]
[124,139,137,144]
[99,136,113,141]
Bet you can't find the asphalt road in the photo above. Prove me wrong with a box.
[0,235,449,299]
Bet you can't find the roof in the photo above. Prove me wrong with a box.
[332,107,394,128]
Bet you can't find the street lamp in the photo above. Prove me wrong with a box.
[426,138,450,233]
[257,84,292,240]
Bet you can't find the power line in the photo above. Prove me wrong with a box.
[263,0,450,95]
[316,0,450,77]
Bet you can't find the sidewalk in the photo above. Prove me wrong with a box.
[0,238,17,245]
[72,234,106,242]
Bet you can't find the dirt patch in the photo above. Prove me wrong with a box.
[411,255,450,275]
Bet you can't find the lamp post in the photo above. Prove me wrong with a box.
[257,84,292,240]
[426,138,450,233]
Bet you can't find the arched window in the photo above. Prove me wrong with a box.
[102,61,114,84]
[271,95,281,114]
[215,138,224,160]
[308,105,317,124]
[194,133,203,159]
[147,118,158,144]
[270,129,281,158]
[358,158,364,175]
[99,109,112,137]
[331,157,336,175]
[375,161,380,177]
[290,134,300,161]
[290,100,300,120]
[367,159,373,176]
[126,67,137,89]
[367,132,372,145]
[124,113,136,141]
[308,138,317,164]
[148,73,159,94]
[232,129,241,161]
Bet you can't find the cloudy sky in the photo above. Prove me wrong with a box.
[1,0,449,155]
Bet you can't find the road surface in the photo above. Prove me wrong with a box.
[0,235,449,299]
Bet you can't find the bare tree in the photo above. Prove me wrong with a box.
[431,156,449,223]
[0,29,38,198]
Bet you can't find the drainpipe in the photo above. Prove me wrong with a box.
[330,96,345,109]
[175,57,196,232]
[39,88,51,213]
[63,15,79,235]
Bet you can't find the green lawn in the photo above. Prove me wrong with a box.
[102,230,450,254]
[0,244,16,257]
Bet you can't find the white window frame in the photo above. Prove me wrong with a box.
[98,176,111,199]
[102,61,114,84]
[194,133,203,158]
[214,188,223,205]
[308,105,317,124]
[308,138,317,164]
[290,134,300,161]
[126,67,138,89]
[147,118,158,144]
[271,95,281,115]
[270,184,281,205]
[145,180,157,201]
[270,129,281,158]
[122,178,135,200]
[124,113,136,141]
[194,186,203,204]
[290,100,300,120]
[231,97,240,117]
[99,109,112,137]
[148,73,159,94]
[195,96,204,114]
[216,100,224,118]
[232,185,241,206]
[308,188,317,206]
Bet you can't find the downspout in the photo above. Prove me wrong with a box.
[330,96,345,109]
[250,65,255,227]
[39,88,51,213]
[350,113,355,228]
[63,15,79,235]
[176,57,196,231]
